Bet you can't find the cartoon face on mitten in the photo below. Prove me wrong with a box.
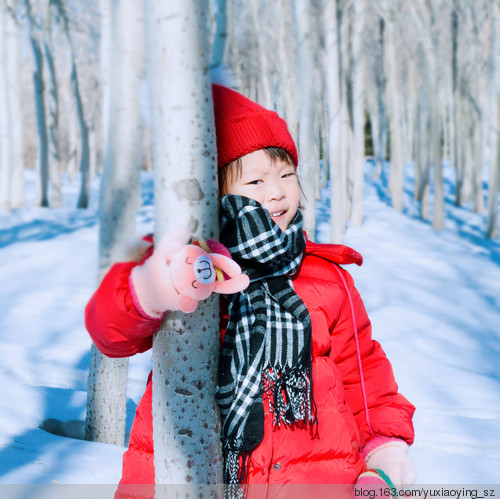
[170,246,218,301]
[169,244,250,306]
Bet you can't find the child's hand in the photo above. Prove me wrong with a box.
[364,439,416,486]
[130,228,249,317]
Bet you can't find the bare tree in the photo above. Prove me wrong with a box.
[0,1,11,212]
[384,7,404,211]
[294,0,320,238]
[211,0,227,67]
[84,0,144,446]
[145,0,223,485]
[4,1,25,210]
[25,0,50,207]
[40,0,62,207]
[349,0,366,225]
[324,0,346,242]
[487,0,500,239]
[51,0,90,209]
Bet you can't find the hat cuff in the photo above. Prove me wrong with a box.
[217,112,298,168]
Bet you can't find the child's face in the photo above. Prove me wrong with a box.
[221,150,300,232]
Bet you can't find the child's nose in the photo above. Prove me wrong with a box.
[267,180,285,201]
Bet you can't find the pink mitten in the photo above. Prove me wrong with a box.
[363,438,416,486]
[130,228,249,317]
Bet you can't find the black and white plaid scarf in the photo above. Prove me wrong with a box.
[217,194,317,485]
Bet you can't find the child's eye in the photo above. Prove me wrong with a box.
[247,179,263,185]
[282,172,295,179]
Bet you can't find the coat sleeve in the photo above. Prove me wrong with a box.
[331,266,415,449]
[85,261,163,358]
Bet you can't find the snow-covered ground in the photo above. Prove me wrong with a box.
[0,162,499,488]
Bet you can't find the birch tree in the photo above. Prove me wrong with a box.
[145,0,223,486]
[0,2,10,212]
[84,0,144,446]
[294,0,319,238]
[349,0,366,225]
[211,0,227,67]
[40,0,62,207]
[487,0,500,239]
[5,3,24,210]
[52,0,91,209]
[324,0,346,242]
[384,9,404,211]
[25,0,50,207]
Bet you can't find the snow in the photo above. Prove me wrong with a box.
[0,163,499,488]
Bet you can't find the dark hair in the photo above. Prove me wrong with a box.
[218,147,297,195]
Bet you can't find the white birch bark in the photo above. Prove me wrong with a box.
[408,1,443,229]
[349,0,366,225]
[25,0,50,207]
[294,0,319,239]
[85,0,145,446]
[40,0,62,207]
[5,5,24,210]
[145,0,223,485]
[211,0,227,67]
[277,0,299,143]
[487,0,500,239]
[249,0,273,108]
[325,0,345,242]
[100,0,111,175]
[0,3,11,212]
[385,17,404,212]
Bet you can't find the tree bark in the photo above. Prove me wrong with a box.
[145,0,223,486]
[349,0,366,226]
[487,0,500,239]
[25,0,50,207]
[294,0,319,239]
[5,4,24,210]
[85,0,145,446]
[211,0,227,67]
[0,3,11,212]
[385,17,404,211]
[325,0,345,243]
[41,0,62,207]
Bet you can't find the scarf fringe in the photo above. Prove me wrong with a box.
[262,367,318,428]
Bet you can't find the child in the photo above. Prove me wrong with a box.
[85,84,415,493]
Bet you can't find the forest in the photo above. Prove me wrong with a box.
[0,0,499,491]
[1,0,499,238]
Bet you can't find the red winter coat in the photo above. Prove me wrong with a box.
[85,238,415,486]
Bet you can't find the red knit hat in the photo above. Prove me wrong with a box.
[212,84,298,169]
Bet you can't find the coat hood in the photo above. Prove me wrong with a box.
[304,238,363,266]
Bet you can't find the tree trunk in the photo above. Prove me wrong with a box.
[211,0,227,67]
[249,0,273,108]
[325,0,345,243]
[6,5,25,210]
[85,0,145,446]
[25,0,50,207]
[294,0,319,239]
[41,0,62,207]
[348,0,365,226]
[100,0,111,169]
[73,59,90,209]
[487,0,500,239]
[52,0,90,209]
[277,0,298,143]
[0,3,11,212]
[385,18,404,212]
[145,0,223,485]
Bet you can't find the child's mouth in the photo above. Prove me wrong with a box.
[269,210,286,219]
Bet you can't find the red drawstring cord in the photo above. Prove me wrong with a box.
[332,263,376,438]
